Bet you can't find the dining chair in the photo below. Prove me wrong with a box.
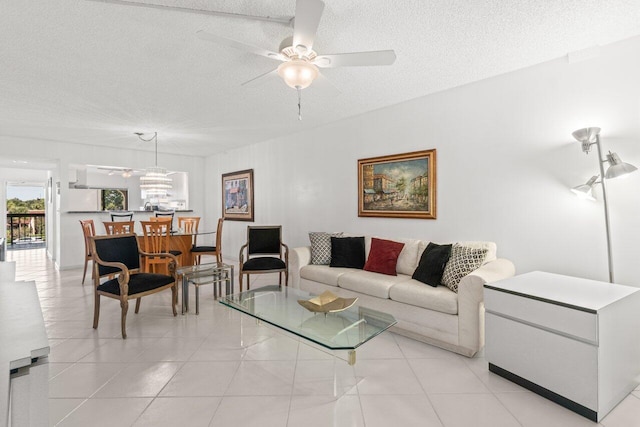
[154,211,175,232]
[79,219,96,284]
[140,220,175,274]
[110,211,134,221]
[90,233,178,339]
[103,220,135,235]
[150,217,182,262]
[238,225,288,292]
[191,218,223,265]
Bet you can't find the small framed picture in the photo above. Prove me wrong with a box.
[222,169,254,221]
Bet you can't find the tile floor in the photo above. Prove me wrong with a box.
[8,248,640,426]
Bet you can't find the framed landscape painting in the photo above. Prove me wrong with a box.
[222,169,254,221]
[358,149,436,219]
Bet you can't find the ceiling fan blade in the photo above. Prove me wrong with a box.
[196,30,285,61]
[86,0,292,25]
[314,50,397,68]
[292,0,325,53]
[241,69,279,87]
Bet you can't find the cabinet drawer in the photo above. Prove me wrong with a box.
[486,312,598,410]
[485,287,598,344]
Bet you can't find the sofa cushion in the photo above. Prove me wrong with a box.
[330,236,365,269]
[300,265,351,287]
[364,238,405,276]
[338,270,411,299]
[441,244,488,292]
[412,242,452,287]
[389,279,458,314]
[309,231,343,265]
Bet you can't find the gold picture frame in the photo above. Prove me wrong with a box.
[222,169,254,221]
[358,149,436,219]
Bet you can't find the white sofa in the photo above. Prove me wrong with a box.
[290,237,515,357]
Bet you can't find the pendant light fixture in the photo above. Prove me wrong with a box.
[135,132,172,198]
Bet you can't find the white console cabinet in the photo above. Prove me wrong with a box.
[1,281,50,427]
[484,271,640,422]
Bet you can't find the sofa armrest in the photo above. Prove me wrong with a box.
[290,246,312,289]
[457,258,516,354]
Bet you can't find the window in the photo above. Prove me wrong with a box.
[101,189,128,211]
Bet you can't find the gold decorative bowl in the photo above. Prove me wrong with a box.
[298,290,358,313]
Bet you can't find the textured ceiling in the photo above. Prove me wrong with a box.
[2,0,640,158]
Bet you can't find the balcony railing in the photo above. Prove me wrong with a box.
[6,213,46,248]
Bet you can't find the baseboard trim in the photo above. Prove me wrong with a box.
[488,363,597,422]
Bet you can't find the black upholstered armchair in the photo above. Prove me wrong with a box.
[90,233,178,338]
[238,226,289,291]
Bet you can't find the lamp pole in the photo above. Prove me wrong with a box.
[594,135,614,283]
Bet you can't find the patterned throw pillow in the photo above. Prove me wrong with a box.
[309,232,343,265]
[441,244,488,292]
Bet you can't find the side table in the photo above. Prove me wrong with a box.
[484,271,640,422]
[177,263,234,315]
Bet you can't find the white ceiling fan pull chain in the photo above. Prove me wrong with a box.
[297,86,303,121]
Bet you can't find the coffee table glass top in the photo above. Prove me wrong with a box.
[219,286,397,351]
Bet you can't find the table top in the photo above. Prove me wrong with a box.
[219,286,396,351]
[485,271,640,312]
[176,262,231,276]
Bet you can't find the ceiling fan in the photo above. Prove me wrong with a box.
[196,0,397,119]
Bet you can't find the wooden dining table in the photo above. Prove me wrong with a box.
[137,230,216,267]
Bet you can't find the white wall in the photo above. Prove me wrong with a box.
[205,35,640,286]
[0,140,206,269]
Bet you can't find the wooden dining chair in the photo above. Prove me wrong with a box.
[90,233,178,339]
[80,219,96,284]
[154,211,175,232]
[177,217,200,265]
[140,220,174,274]
[110,211,134,221]
[150,216,182,262]
[103,221,135,235]
[191,218,224,265]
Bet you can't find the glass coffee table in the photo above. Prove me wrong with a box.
[219,285,396,365]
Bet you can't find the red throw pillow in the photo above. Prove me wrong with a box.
[364,238,405,276]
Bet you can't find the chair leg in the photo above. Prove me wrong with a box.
[171,284,177,316]
[247,275,250,291]
[239,273,243,292]
[285,270,289,287]
[278,272,282,286]
[82,259,88,284]
[93,293,100,329]
[135,297,141,313]
[121,299,129,339]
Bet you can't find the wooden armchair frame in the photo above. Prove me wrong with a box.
[90,233,178,339]
[238,225,288,292]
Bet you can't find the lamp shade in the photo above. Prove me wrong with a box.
[605,152,638,179]
[571,175,598,201]
[571,127,601,144]
[277,59,319,89]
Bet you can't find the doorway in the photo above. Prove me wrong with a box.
[5,183,47,251]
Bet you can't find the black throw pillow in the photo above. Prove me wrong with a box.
[330,236,366,269]
[412,243,453,287]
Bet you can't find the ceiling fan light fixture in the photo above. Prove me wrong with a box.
[277,59,318,89]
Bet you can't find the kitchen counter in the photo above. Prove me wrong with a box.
[66,210,193,213]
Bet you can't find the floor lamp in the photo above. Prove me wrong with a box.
[570,127,637,283]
